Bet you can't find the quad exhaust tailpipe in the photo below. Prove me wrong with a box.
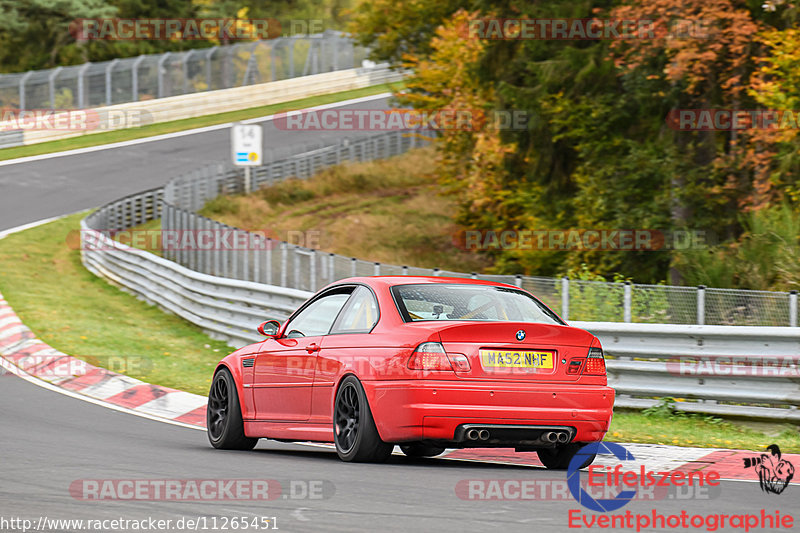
[544,431,570,444]
[460,426,572,444]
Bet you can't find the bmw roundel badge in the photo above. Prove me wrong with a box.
[515,329,526,341]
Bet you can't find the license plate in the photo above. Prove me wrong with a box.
[480,349,554,369]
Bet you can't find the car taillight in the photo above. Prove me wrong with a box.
[407,342,471,372]
[584,347,606,375]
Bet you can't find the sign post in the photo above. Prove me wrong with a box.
[231,123,263,193]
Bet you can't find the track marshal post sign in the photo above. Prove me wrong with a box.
[231,123,263,193]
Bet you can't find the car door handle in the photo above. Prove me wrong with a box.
[306,343,320,353]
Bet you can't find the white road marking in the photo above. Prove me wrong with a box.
[0,93,392,168]
[136,390,207,418]
[0,355,205,431]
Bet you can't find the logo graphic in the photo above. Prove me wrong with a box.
[515,329,526,341]
[743,444,795,495]
[567,442,637,512]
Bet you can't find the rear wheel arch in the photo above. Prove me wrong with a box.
[332,374,392,462]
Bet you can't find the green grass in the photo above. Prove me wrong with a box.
[607,409,800,453]
[198,145,491,272]
[0,82,402,162]
[1,215,798,450]
[0,213,231,395]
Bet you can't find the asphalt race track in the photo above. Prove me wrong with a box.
[0,376,788,533]
[0,95,393,231]
[0,95,795,532]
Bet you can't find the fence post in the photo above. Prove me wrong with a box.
[266,239,273,285]
[48,67,63,109]
[697,285,706,325]
[350,257,357,277]
[280,242,288,287]
[293,246,300,288]
[157,52,171,98]
[310,250,317,291]
[514,275,522,288]
[182,50,195,94]
[624,281,632,323]
[132,55,145,101]
[105,59,119,104]
[288,38,295,78]
[790,290,798,327]
[204,47,217,90]
[19,71,33,111]
[561,277,569,321]
[374,262,380,276]
[403,266,409,276]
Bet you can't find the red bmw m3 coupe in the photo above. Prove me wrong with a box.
[207,276,614,466]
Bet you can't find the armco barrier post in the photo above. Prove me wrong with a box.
[791,290,798,327]
[561,277,569,321]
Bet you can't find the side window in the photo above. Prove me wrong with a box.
[284,291,352,338]
[331,286,379,334]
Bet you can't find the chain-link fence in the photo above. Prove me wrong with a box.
[0,31,366,110]
[84,129,800,326]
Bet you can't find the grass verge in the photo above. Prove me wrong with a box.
[0,82,402,162]
[1,216,797,450]
[0,213,231,395]
[607,407,800,453]
[198,145,490,272]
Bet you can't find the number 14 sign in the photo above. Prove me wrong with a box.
[231,123,263,167]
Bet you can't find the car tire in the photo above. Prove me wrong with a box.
[207,368,258,450]
[400,444,446,458]
[334,375,393,463]
[537,443,596,470]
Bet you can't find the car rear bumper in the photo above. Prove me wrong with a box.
[361,379,614,444]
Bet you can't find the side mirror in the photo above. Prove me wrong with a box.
[257,320,281,337]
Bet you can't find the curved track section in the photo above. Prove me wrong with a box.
[1,95,797,532]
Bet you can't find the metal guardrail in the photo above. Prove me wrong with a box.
[1,31,364,111]
[81,221,311,347]
[575,321,800,421]
[0,130,22,149]
[79,219,800,420]
[146,130,800,327]
[80,131,800,420]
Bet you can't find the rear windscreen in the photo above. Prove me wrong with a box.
[391,284,564,324]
